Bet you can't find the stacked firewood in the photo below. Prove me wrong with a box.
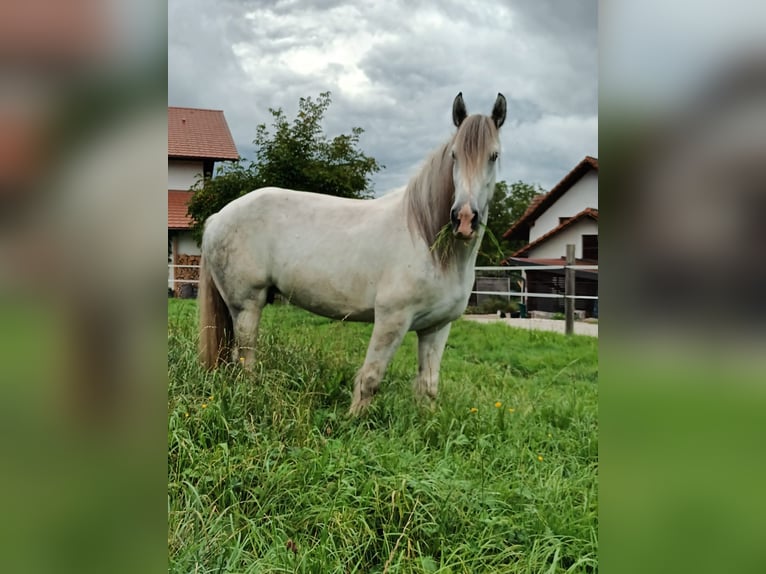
[174,254,201,297]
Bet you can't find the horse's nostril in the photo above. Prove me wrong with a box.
[450,208,459,223]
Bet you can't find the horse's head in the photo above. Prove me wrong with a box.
[449,92,506,240]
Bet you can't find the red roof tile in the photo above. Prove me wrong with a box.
[520,194,546,220]
[512,207,598,257]
[168,107,239,161]
[503,156,598,240]
[168,190,194,230]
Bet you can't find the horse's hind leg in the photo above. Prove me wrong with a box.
[231,289,268,369]
[414,322,451,406]
[349,312,410,415]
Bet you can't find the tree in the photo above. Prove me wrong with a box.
[187,92,382,242]
[477,180,545,266]
[186,161,259,243]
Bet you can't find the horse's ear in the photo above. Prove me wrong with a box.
[452,92,467,127]
[491,93,507,128]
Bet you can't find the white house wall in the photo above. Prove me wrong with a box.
[527,219,598,259]
[177,231,201,256]
[168,160,204,190]
[530,171,598,242]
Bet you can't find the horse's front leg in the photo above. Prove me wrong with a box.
[349,312,410,415]
[414,322,451,407]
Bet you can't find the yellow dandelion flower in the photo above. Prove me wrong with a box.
[508,408,515,413]
[494,401,502,408]
[537,455,543,462]
[201,403,207,409]
[239,357,244,363]
[209,395,214,401]
[184,412,189,418]
[469,407,478,413]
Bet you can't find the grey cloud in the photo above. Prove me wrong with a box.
[169,0,598,194]
[514,0,598,39]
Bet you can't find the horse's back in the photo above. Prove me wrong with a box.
[201,187,406,318]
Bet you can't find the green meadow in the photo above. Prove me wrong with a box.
[168,299,597,573]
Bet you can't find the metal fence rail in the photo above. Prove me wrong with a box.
[472,290,599,301]
[474,248,598,334]
[473,264,598,302]
[168,264,199,286]
[168,264,601,296]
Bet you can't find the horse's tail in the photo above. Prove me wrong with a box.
[198,256,233,368]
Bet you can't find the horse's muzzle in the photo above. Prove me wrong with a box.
[451,205,479,240]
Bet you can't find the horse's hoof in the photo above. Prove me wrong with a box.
[348,399,370,416]
[416,397,437,412]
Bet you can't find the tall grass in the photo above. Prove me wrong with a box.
[168,300,597,573]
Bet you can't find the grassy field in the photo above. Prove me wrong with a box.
[168,299,598,573]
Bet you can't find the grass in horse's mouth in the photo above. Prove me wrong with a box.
[430,224,456,263]
[481,224,504,261]
[430,222,504,264]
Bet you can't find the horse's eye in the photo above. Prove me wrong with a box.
[489,152,499,162]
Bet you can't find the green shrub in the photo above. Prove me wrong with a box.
[474,296,519,315]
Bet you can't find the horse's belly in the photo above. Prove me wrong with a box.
[299,302,375,323]
[274,276,376,323]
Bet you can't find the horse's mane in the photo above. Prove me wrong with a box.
[405,114,499,267]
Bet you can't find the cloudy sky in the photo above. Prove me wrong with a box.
[169,0,598,195]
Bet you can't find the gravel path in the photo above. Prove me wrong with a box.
[462,315,598,337]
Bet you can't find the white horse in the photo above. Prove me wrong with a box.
[199,92,507,414]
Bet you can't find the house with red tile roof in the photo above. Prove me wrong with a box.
[168,107,239,294]
[501,156,598,316]
[503,156,598,260]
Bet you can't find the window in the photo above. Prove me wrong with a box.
[582,235,598,261]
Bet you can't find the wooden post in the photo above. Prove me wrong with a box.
[521,270,527,318]
[565,244,575,335]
